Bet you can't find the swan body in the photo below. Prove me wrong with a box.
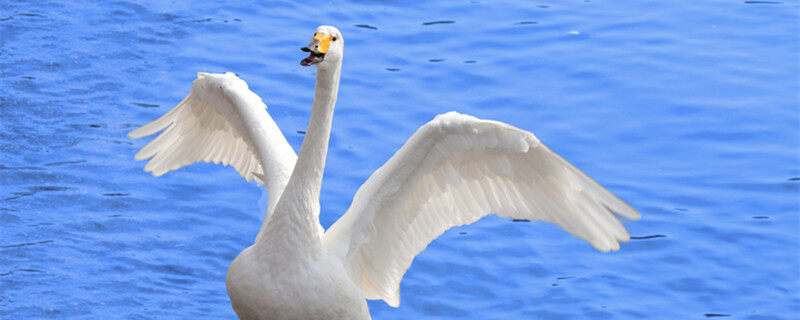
[130,26,639,320]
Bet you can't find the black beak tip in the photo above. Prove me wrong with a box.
[301,47,311,52]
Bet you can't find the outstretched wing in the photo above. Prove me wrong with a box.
[323,112,639,307]
[129,72,297,220]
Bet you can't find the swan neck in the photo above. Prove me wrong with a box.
[255,64,340,251]
[295,65,340,195]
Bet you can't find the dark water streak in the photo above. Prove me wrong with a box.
[1,0,798,319]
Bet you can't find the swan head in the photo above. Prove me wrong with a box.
[300,25,343,69]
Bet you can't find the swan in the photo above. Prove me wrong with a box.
[129,25,639,320]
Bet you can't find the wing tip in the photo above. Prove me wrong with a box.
[591,236,623,252]
[610,200,641,221]
[149,167,167,177]
[627,209,642,221]
[133,149,150,160]
[381,290,401,308]
[128,126,150,139]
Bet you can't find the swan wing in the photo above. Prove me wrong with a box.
[323,112,639,307]
[129,72,297,216]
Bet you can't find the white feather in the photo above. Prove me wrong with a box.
[323,111,639,307]
[132,26,638,319]
[129,72,297,223]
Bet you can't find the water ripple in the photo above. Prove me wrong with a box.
[2,0,798,319]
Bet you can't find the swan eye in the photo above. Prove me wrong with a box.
[313,33,334,54]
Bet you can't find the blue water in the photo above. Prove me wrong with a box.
[2,0,799,319]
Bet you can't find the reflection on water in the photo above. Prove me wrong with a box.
[1,0,798,319]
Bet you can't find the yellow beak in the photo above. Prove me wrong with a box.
[313,33,334,54]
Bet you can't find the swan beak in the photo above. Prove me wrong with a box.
[300,33,334,66]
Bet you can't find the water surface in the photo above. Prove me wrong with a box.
[2,0,799,319]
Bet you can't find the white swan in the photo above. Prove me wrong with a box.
[129,25,639,320]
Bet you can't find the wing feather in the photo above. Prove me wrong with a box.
[323,112,638,307]
[129,72,297,220]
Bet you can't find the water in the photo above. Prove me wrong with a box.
[2,0,798,319]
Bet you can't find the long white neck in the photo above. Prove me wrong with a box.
[255,63,341,253]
